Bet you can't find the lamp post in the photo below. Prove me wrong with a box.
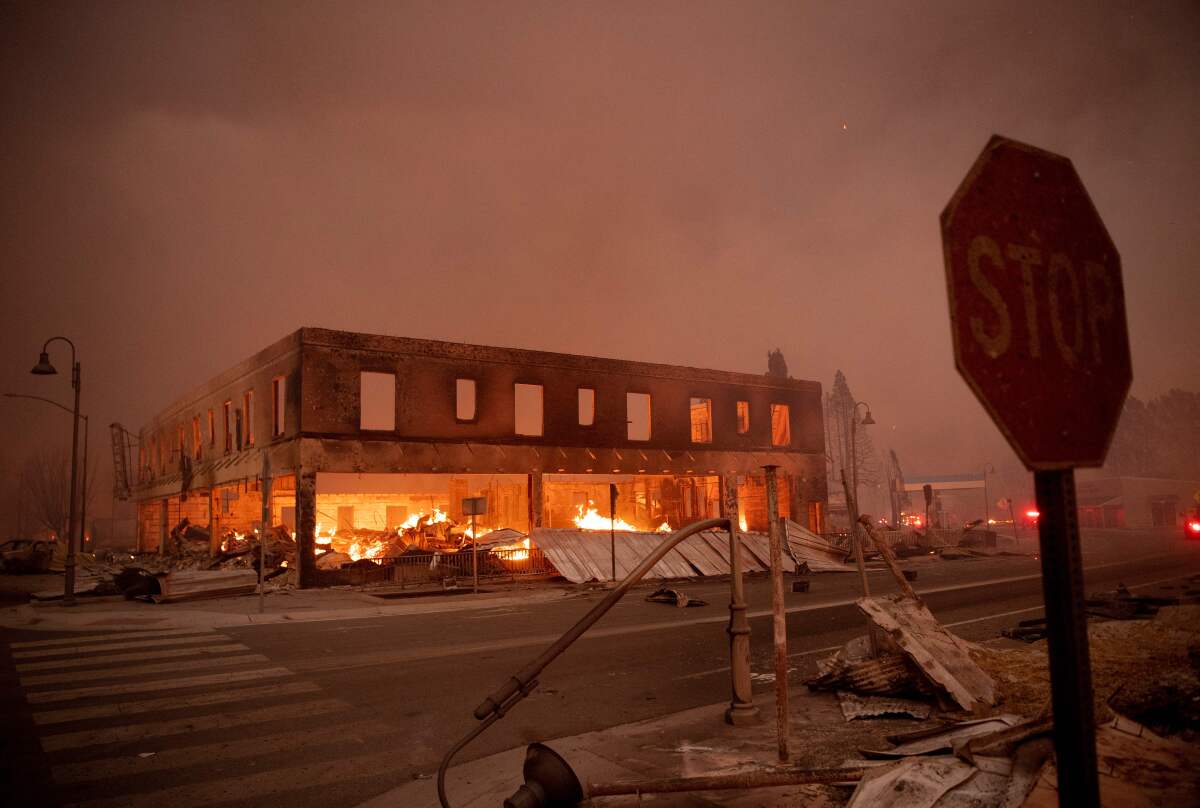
[847,401,875,542]
[29,338,81,606]
[982,462,996,527]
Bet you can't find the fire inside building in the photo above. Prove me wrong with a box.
[132,328,828,587]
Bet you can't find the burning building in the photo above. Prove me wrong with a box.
[132,328,827,586]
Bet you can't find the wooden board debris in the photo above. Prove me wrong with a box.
[858,595,996,711]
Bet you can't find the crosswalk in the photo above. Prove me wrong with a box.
[5,626,403,807]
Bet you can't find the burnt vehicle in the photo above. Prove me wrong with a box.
[0,539,55,574]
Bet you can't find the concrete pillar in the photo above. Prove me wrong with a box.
[528,472,543,531]
[296,468,317,588]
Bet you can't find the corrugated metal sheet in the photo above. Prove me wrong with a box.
[531,527,788,583]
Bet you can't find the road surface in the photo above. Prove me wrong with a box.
[2,530,1197,807]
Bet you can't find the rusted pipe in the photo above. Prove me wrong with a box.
[763,465,789,762]
[585,765,868,796]
[439,516,732,808]
[722,476,758,725]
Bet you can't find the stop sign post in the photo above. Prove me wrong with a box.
[942,136,1132,808]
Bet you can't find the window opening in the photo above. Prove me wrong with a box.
[770,404,791,446]
[360,371,397,430]
[514,383,544,436]
[737,401,750,434]
[578,388,595,426]
[626,392,651,441]
[456,379,477,421]
[689,398,712,443]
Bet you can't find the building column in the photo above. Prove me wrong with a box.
[528,472,543,531]
[296,468,317,589]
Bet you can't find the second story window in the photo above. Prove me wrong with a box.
[192,416,202,460]
[514,383,543,436]
[360,371,396,431]
[626,392,651,441]
[208,409,216,447]
[244,390,255,446]
[689,398,712,443]
[272,376,286,436]
[577,388,595,426]
[737,401,750,434]
[770,403,791,447]
[456,379,476,421]
[223,401,232,453]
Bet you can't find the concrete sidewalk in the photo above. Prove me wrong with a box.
[0,583,586,633]
[363,688,919,808]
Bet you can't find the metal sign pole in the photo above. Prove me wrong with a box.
[1035,468,1099,807]
[471,512,478,594]
[259,453,270,614]
[609,483,618,582]
[762,465,789,762]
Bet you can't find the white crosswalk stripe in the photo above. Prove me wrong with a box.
[5,626,397,808]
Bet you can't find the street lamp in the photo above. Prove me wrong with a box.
[847,401,874,541]
[29,337,82,606]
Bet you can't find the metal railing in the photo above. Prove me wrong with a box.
[386,548,555,583]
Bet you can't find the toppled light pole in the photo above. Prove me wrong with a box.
[763,465,789,762]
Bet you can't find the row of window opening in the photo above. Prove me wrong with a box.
[140,377,286,481]
[360,372,790,446]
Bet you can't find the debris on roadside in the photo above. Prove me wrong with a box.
[838,691,933,722]
[807,634,930,698]
[645,585,707,608]
[859,595,996,712]
[110,568,259,603]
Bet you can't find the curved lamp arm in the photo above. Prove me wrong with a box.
[438,516,732,807]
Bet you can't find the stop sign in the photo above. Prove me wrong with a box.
[942,136,1131,470]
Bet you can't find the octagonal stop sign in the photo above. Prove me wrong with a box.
[941,136,1132,470]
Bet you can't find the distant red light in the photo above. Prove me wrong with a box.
[1188,521,1200,534]
[1025,510,1040,519]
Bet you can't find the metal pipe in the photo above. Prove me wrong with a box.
[763,465,789,762]
[723,476,758,725]
[440,516,732,808]
[586,765,868,796]
[79,415,89,556]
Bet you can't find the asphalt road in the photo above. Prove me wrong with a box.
[2,530,1198,808]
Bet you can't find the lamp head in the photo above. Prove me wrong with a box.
[860,410,876,426]
[503,743,583,808]
[30,352,57,376]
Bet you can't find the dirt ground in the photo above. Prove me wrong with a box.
[972,604,1200,738]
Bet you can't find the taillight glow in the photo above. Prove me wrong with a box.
[1025,510,1040,519]
[1188,521,1200,533]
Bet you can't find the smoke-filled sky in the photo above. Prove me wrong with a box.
[2,1,1197,521]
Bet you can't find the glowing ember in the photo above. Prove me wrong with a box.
[398,508,449,530]
[655,522,672,533]
[493,537,532,561]
[739,514,748,532]
[573,503,640,532]
[347,539,386,562]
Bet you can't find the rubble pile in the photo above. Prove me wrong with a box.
[803,516,1200,806]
